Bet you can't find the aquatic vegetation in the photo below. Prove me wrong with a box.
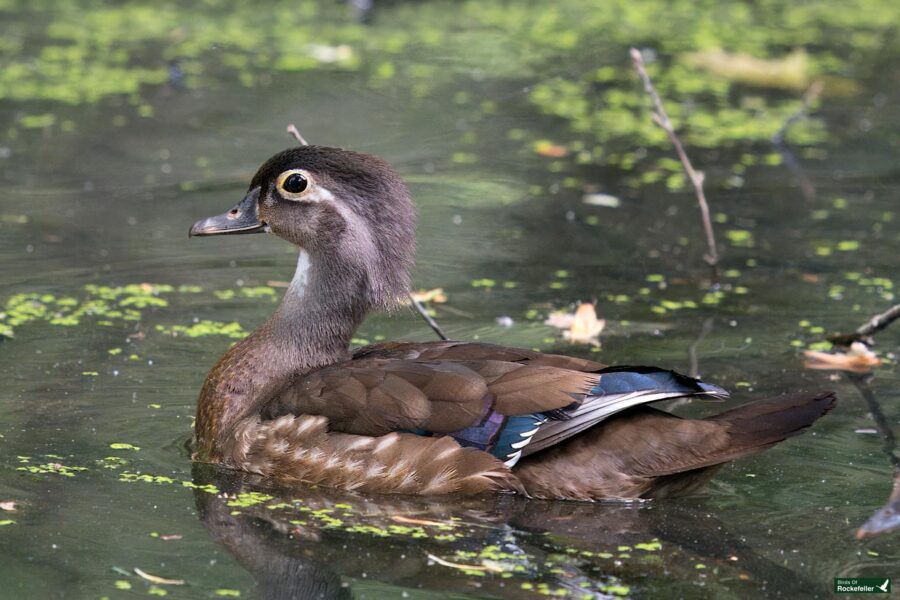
[0,282,254,339]
[2,0,896,186]
[0,285,170,337]
[155,320,247,339]
[15,455,88,478]
[1,1,898,595]
[109,442,141,451]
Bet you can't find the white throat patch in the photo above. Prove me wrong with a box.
[289,250,311,297]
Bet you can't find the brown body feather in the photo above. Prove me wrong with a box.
[227,414,523,495]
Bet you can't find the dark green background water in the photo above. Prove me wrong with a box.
[1,1,898,598]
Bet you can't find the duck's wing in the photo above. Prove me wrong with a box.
[267,341,727,467]
[267,356,598,435]
[351,340,609,372]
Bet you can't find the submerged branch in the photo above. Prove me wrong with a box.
[848,374,900,539]
[857,473,900,539]
[630,48,719,278]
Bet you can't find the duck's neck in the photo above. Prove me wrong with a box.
[266,249,367,369]
[195,249,370,458]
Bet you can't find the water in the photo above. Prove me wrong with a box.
[1,1,898,598]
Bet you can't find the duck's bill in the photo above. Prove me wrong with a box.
[189,188,268,237]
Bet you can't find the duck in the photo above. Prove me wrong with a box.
[189,144,835,500]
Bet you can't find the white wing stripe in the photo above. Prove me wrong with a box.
[504,450,523,468]
[511,437,532,450]
[524,390,714,457]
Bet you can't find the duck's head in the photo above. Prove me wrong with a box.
[190,145,416,311]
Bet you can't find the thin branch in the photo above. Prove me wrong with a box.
[407,293,449,340]
[630,48,719,275]
[280,123,448,341]
[286,123,309,145]
[854,303,900,339]
[829,303,900,347]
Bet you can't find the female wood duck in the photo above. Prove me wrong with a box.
[189,145,835,500]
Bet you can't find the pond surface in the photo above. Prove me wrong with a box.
[0,1,898,598]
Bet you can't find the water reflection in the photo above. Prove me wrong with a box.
[192,464,823,598]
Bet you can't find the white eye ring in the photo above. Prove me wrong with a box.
[276,169,314,200]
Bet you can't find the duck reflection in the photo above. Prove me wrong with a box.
[192,463,822,599]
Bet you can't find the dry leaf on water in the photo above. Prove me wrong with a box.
[545,302,605,346]
[803,342,882,373]
[408,288,448,304]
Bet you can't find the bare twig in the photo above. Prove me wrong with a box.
[408,293,449,340]
[286,123,309,145]
[630,48,719,275]
[852,303,900,339]
[829,303,900,347]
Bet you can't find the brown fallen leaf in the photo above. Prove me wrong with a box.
[803,342,882,373]
[133,568,185,585]
[0,501,17,512]
[545,302,605,346]
[408,288,447,304]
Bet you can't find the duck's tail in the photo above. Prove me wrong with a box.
[514,391,836,501]
[703,391,837,462]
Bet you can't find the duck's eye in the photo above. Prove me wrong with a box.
[276,169,313,200]
[283,173,307,194]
